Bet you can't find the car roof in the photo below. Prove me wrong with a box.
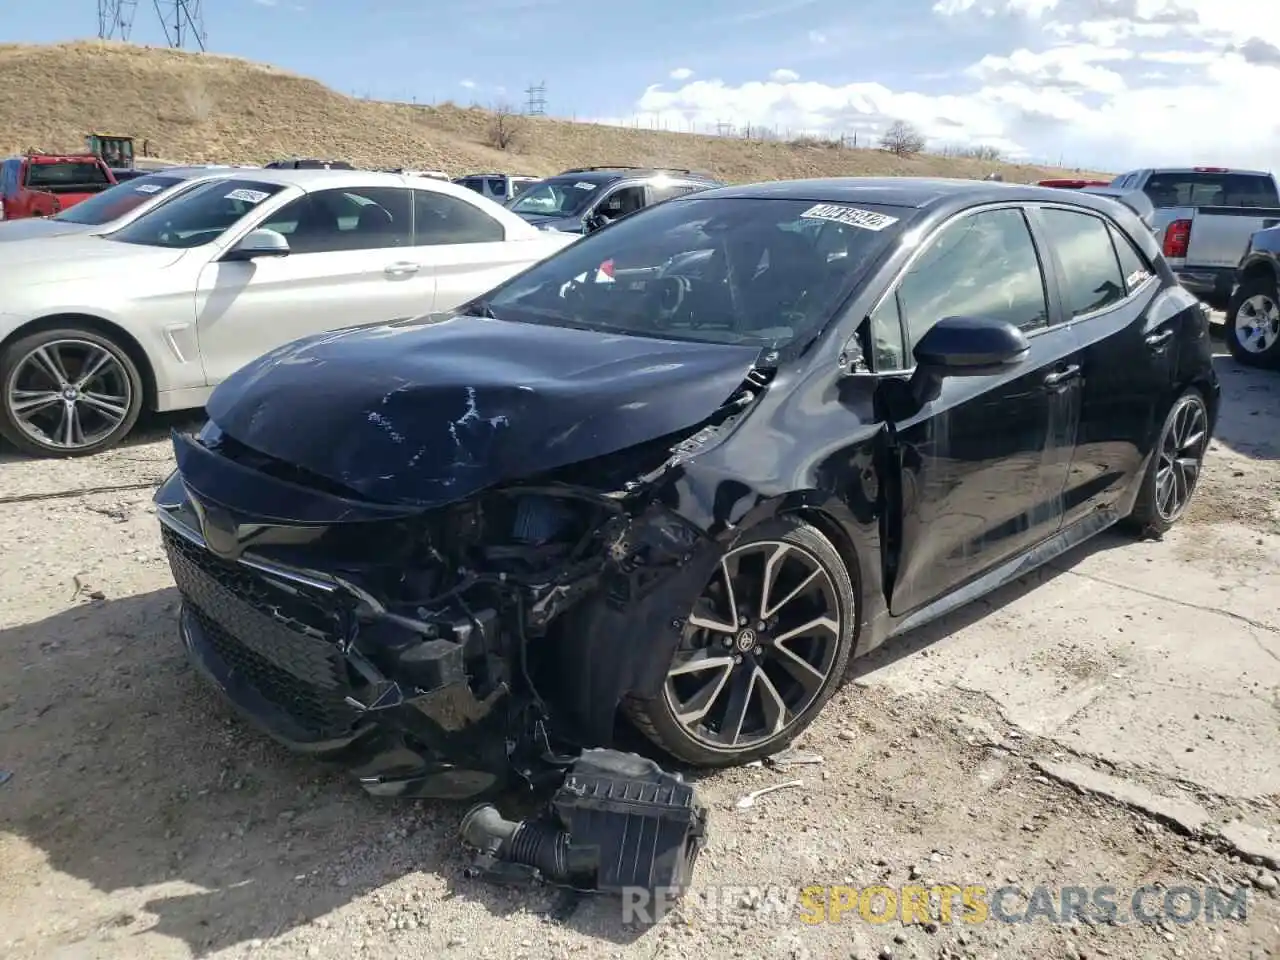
[143,165,249,181]
[692,176,1143,217]
[215,167,465,192]
[547,167,720,184]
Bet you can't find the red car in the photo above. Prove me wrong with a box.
[0,153,117,220]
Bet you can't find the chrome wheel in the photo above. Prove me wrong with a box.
[1155,395,1208,522]
[4,339,133,451]
[1235,294,1280,355]
[663,540,842,751]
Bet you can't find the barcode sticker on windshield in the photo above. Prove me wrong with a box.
[574,182,597,191]
[134,183,164,194]
[225,188,270,203]
[800,203,899,231]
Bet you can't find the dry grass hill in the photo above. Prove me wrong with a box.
[0,41,1108,183]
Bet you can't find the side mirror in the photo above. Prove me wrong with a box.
[224,228,290,261]
[908,315,1029,406]
[583,212,607,234]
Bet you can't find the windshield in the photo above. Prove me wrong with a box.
[470,196,907,351]
[508,178,603,217]
[51,174,185,225]
[106,179,286,248]
[25,161,111,188]
[1142,172,1280,208]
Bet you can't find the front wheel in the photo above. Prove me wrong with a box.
[1225,277,1280,367]
[624,517,857,767]
[1125,388,1210,537]
[0,327,144,457]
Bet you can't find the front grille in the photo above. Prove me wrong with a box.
[162,525,361,739]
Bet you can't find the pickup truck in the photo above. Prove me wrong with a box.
[1107,166,1280,305]
[0,153,117,220]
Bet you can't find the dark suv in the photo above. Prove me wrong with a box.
[506,166,724,234]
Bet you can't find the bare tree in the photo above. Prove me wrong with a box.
[879,120,926,158]
[486,102,523,151]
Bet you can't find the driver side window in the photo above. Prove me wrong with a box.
[869,207,1049,371]
[598,185,647,221]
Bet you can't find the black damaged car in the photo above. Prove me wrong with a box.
[156,177,1219,805]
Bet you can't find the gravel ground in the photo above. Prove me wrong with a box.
[2,331,1278,960]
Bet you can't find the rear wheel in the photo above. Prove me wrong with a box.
[1224,277,1280,367]
[1125,388,1210,537]
[0,327,144,457]
[624,517,856,767]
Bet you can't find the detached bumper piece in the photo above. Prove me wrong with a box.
[459,748,709,898]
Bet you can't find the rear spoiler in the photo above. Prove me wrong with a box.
[1080,187,1156,232]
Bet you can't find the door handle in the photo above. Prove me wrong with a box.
[384,261,420,276]
[1043,364,1081,387]
[1144,328,1174,348]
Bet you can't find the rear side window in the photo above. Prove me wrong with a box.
[1038,208,1125,317]
[24,161,111,187]
[0,160,17,196]
[413,191,504,244]
[485,178,508,197]
[1142,172,1279,209]
[651,181,707,203]
[1108,224,1154,293]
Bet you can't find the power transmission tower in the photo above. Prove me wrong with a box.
[524,81,547,116]
[153,0,207,50]
[97,0,139,40]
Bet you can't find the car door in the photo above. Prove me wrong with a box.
[1028,204,1178,526]
[408,187,538,312]
[871,205,1084,617]
[193,185,420,384]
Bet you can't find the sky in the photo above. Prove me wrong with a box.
[8,0,1280,170]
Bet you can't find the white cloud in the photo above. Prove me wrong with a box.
[459,79,476,89]
[669,67,694,80]
[597,0,1280,170]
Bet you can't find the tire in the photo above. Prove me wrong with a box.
[624,516,857,767]
[1224,276,1280,368]
[1124,387,1210,537]
[0,326,144,458]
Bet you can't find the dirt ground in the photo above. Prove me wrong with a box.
[1,330,1277,960]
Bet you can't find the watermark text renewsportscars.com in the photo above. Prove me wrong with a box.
[622,883,1252,927]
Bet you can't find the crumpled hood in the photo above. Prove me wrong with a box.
[0,235,186,281]
[0,218,92,243]
[204,314,762,508]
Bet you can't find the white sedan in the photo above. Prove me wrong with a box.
[0,169,578,456]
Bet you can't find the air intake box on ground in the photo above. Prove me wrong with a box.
[459,748,708,897]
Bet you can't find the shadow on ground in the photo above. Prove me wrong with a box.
[0,589,650,954]
[0,409,204,465]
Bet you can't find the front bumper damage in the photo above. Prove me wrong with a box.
[154,420,740,899]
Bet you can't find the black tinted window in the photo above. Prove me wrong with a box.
[1109,223,1154,293]
[260,187,411,253]
[413,191,504,244]
[485,178,508,196]
[1038,209,1125,317]
[1142,172,1278,208]
[886,208,1048,366]
[24,161,111,188]
[651,182,706,203]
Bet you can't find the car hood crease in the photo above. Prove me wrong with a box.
[204,314,763,508]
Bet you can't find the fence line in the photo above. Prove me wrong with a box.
[354,91,1086,170]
